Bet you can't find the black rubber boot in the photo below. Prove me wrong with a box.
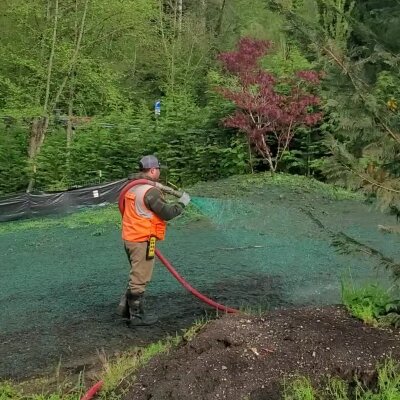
[127,292,158,326]
[116,290,130,319]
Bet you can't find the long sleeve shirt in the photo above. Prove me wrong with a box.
[144,187,184,221]
[129,173,185,221]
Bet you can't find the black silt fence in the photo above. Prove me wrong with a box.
[0,179,128,222]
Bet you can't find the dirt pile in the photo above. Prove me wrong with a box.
[125,306,400,400]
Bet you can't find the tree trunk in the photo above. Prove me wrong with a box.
[27,0,59,192]
[43,0,59,115]
[66,85,74,154]
[215,0,226,36]
[27,117,49,192]
[177,0,183,34]
[200,0,207,35]
[248,140,254,174]
[36,0,52,105]
[51,0,89,109]
[65,0,79,181]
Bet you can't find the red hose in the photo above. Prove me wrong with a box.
[155,249,238,313]
[80,179,238,400]
[80,380,103,400]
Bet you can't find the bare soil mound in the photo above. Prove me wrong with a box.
[125,306,400,400]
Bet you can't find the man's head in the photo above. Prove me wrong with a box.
[139,155,162,181]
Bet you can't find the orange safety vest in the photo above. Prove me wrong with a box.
[122,184,167,242]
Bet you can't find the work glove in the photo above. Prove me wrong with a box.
[178,191,191,206]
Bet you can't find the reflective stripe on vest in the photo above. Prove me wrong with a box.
[122,184,167,242]
[131,184,154,219]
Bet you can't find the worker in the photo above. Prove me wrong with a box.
[117,155,191,326]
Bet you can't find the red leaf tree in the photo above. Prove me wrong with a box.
[217,38,323,172]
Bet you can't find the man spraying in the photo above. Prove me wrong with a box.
[117,155,191,326]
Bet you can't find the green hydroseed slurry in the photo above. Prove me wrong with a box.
[0,176,398,378]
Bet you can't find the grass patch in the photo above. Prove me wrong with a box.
[239,301,271,316]
[267,174,363,201]
[283,376,317,400]
[0,318,209,400]
[341,282,400,328]
[342,282,392,326]
[81,317,207,398]
[0,205,121,235]
[0,379,83,400]
[189,172,363,201]
[283,358,400,400]
[98,338,180,397]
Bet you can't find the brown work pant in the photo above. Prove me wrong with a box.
[124,240,155,295]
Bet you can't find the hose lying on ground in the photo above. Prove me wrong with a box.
[80,179,238,400]
[80,381,103,400]
[155,248,238,313]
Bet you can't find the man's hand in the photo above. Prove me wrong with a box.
[178,192,191,206]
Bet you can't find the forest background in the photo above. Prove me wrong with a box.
[0,0,399,213]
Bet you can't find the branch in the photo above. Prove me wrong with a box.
[259,131,273,171]
[43,0,59,114]
[248,110,257,126]
[217,245,265,251]
[51,0,90,111]
[339,162,400,195]
[83,23,137,50]
[159,0,171,65]
[275,120,294,169]
[322,45,400,145]
[282,120,294,153]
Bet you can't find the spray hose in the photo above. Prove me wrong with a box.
[79,179,238,400]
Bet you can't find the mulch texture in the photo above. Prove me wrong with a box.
[124,306,400,400]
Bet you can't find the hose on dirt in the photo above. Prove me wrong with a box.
[79,178,238,400]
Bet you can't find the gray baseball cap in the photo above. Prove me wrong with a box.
[139,155,165,170]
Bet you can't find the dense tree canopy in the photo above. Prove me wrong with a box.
[0,0,399,214]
